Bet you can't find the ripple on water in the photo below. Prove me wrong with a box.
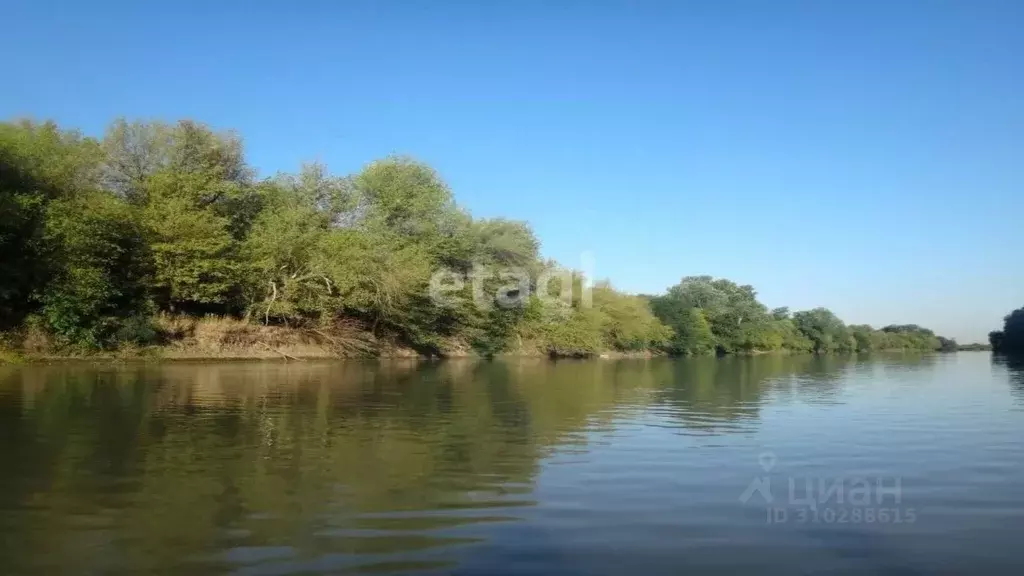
[1,356,1023,575]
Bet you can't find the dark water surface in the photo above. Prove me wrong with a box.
[2,354,1023,575]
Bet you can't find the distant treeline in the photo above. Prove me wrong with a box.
[1,118,959,357]
[646,281,957,355]
[990,307,1024,355]
[957,342,992,352]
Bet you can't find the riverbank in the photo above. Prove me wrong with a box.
[0,314,669,364]
[0,349,666,364]
[1,340,956,365]
[1,314,968,365]
[0,345,665,364]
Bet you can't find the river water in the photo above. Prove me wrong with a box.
[1,353,1022,575]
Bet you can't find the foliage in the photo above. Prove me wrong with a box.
[937,336,959,352]
[41,191,153,348]
[144,193,240,310]
[649,276,950,356]
[651,276,769,354]
[649,297,715,355]
[0,117,957,357]
[540,304,608,357]
[591,282,672,351]
[0,121,103,330]
[990,307,1024,354]
[957,342,991,352]
[792,308,854,354]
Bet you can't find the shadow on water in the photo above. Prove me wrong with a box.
[993,353,1024,402]
[0,354,964,575]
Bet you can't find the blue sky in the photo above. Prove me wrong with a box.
[3,0,1021,342]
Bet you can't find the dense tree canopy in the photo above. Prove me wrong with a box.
[990,307,1024,355]
[646,280,949,356]
[0,117,957,357]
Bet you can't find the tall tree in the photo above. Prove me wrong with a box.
[41,191,152,347]
[990,307,1024,354]
[0,121,104,329]
[792,308,854,354]
[652,276,769,353]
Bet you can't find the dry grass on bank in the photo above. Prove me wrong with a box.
[151,314,393,359]
[2,315,598,362]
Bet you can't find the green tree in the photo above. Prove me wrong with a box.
[880,324,939,350]
[143,193,239,311]
[652,276,769,354]
[239,166,351,325]
[849,324,876,352]
[990,307,1024,354]
[539,304,606,357]
[793,308,853,354]
[674,308,715,355]
[0,121,103,329]
[0,116,965,358]
[351,157,456,247]
[591,282,671,351]
[40,191,153,348]
[101,120,257,313]
[472,218,540,270]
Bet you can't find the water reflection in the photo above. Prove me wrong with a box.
[0,354,1020,575]
[993,354,1024,402]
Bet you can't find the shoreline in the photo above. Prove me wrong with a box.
[0,348,663,364]
[1,347,975,366]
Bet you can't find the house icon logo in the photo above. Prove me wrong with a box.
[739,451,776,504]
